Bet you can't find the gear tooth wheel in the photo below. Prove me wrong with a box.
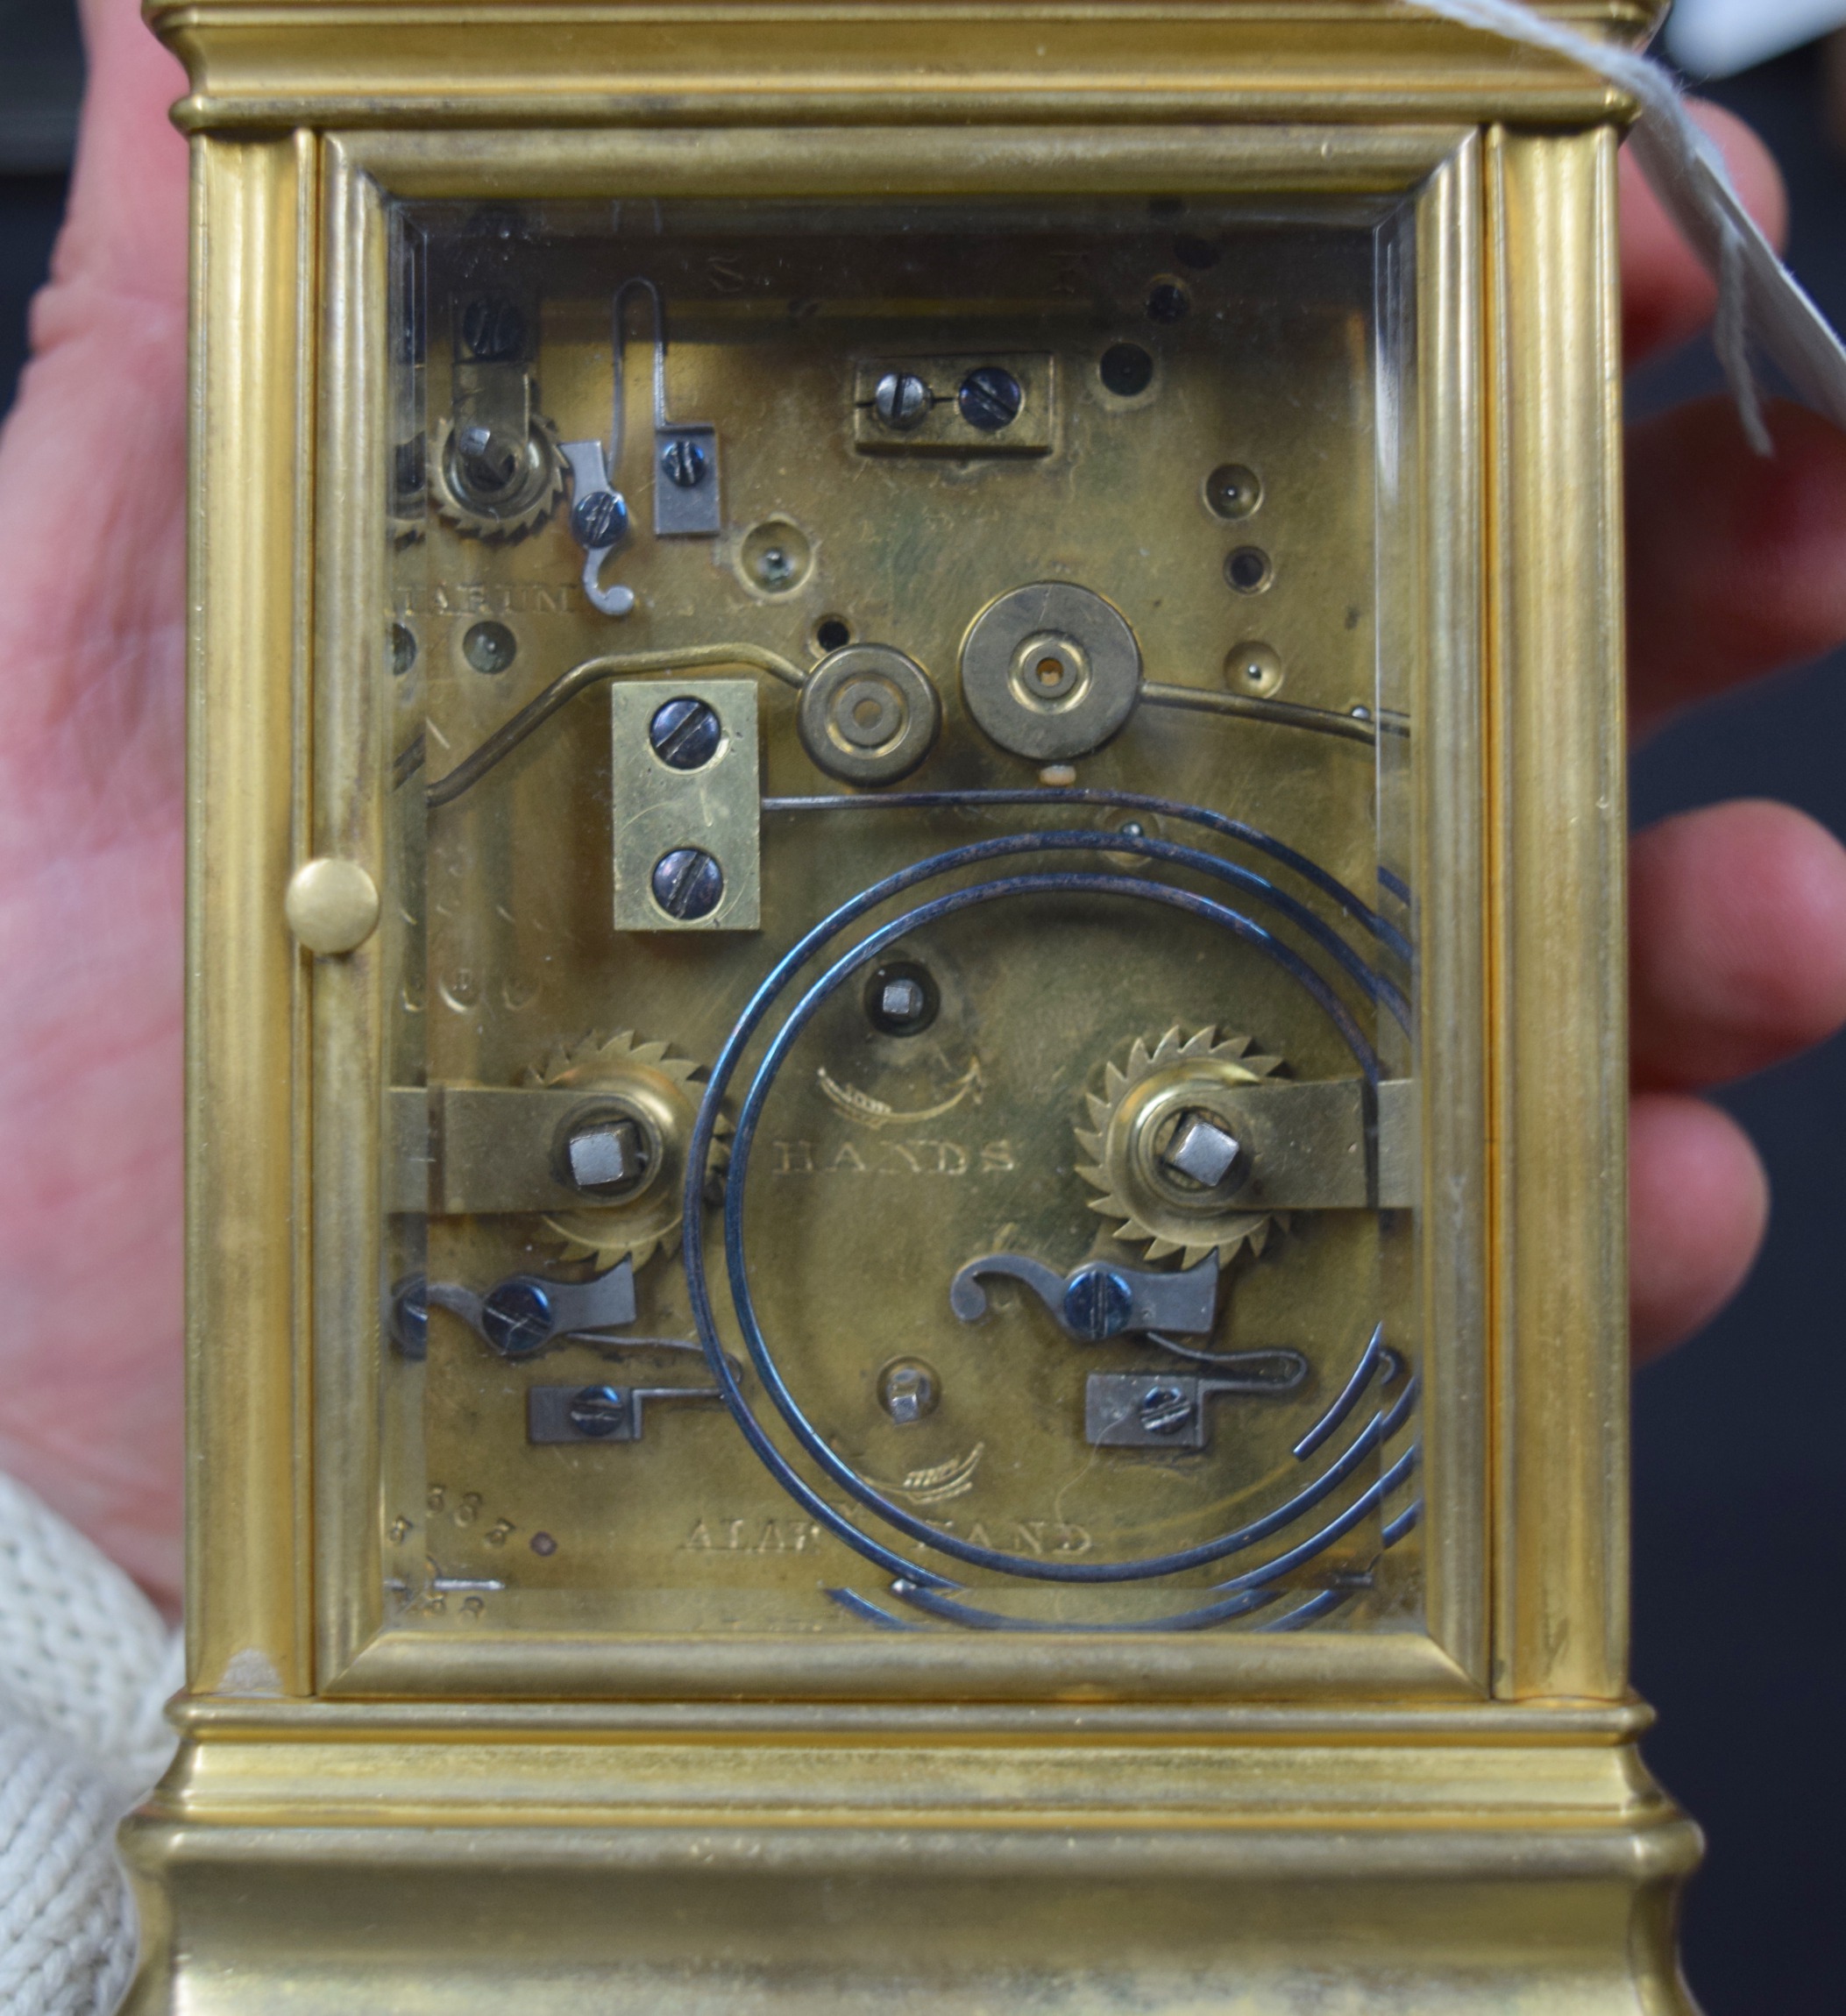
[430,409,566,542]
[534,1030,729,1271]
[1076,1025,1284,1271]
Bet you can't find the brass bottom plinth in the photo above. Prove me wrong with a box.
[120,1699,1698,2014]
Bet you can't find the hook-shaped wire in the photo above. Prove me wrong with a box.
[609,277,671,469]
[562,280,678,618]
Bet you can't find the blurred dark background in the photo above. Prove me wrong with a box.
[3,5,1842,2010]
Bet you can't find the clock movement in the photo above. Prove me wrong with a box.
[127,4,1681,2008]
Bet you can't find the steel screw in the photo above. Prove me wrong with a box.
[649,697,723,770]
[651,847,725,921]
[873,370,932,429]
[660,437,709,488]
[568,1385,631,1438]
[957,366,1024,433]
[1138,1383,1196,1436]
[480,1279,554,1358]
[570,487,629,550]
[460,296,526,361]
[1062,1264,1134,1341]
[390,1275,429,1359]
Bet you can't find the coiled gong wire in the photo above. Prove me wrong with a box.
[680,817,1419,1600]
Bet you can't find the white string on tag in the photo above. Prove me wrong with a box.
[1412,0,1846,454]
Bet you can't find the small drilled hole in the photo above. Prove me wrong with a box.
[1145,277,1192,325]
[1099,343,1155,397]
[1225,547,1272,594]
[814,615,852,653]
[462,620,516,673]
[1204,464,1262,521]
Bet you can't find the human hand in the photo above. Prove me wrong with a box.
[2,4,1842,1601]
[0,0,188,1604]
[1618,107,1846,1360]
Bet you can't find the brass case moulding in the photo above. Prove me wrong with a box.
[122,1701,1698,2016]
[140,0,1673,2005]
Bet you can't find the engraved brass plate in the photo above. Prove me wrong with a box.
[380,195,1421,1645]
[607,676,760,931]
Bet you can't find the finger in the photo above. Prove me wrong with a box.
[1630,1090,1768,1363]
[55,0,190,308]
[1619,100,1786,368]
[1626,397,1846,736]
[1631,799,1846,1089]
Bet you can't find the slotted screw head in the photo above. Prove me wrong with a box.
[1062,1265,1134,1341]
[570,487,629,549]
[568,1386,630,1437]
[461,296,526,361]
[648,697,722,770]
[390,1276,429,1359]
[1139,1383,1196,1435]
[873,370,932,429]
[957,366,1023,433]
[651,847,724,921]
[660,437,709,487]
[481,1279,553,1358]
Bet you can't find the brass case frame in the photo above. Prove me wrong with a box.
[131,4,1679,2008]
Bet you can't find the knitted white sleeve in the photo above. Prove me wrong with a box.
[0,1473,183,2016]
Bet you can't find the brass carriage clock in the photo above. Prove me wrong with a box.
[128,0,1685,2007]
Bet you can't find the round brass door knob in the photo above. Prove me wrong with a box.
[285,858,380,955]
